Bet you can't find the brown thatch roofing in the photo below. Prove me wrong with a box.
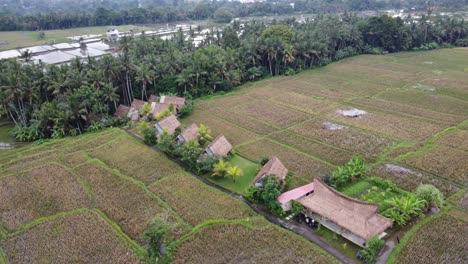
[207,135,232,157]
[156,115,181,135]
[148,94,158,103]
[114,104,130,117]
[252,156,288,184]
[131,99,146,111]
[179,123,199,142]
[299,177,393,241]
[161,96,186,107]
[152,103,169,119]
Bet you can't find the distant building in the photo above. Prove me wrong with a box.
[251,156,288,187]
[114,104,130,117]
[106,29,120,41]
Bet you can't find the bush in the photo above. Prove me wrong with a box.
[361,236,385,264]
[157,130,175,154]
[290,200,304,216]
[197,155,219,174]
[455,38,468,47]
[415,184,444,209]
[144,129,158,146]
[259,157,270,166]
[178,102,194,118]
[330,156,365,187]
[253,176,284,216]
[144,214,173,261]
[11,124,43,142]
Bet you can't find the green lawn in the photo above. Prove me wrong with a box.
[205,155,260,193]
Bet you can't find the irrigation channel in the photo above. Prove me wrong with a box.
[125,129,357,264]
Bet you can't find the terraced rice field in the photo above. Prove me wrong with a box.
[182,49,468,198]
[181,49,468,263]
[391,210,468,264]
[0,128,336,263]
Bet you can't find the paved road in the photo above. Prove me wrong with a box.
[125,130,357,264]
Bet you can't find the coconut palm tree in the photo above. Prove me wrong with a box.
[212,159,229,178]
[227,166,244,182]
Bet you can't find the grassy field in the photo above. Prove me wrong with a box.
[205,155,260,193]
[0,128,337,263]
[0,25,143,51]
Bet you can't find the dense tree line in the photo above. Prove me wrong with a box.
[0,14,467,140]
[1,0,467,31]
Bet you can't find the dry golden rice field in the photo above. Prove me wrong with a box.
[0,128,336,263]
[181,49,468,264]
[391,210,468,264]
[183,49,468,197]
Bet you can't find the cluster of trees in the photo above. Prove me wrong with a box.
[2,0,467,31]
[1,14,468,141]
[212,159,244,182]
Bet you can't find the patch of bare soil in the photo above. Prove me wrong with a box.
[336,108,367,118]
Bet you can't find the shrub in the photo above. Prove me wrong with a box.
[361,236,385,264]
[157,130,175,154]
[455,38,468,47]
[212,159,229,178]
[259,156,270,166]
[254,176,284,216]
[290,200,304,216]
[175,139,203,170]
[178,102,194,118]
[382,195,425,228]
[143,129,158,146]
[156,108,172,120]
[11,124,43,142]
[140,102,152,116]
[415,184,444,209]
[144,214,173,261]
[197,155,219,174]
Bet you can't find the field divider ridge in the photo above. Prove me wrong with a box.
[81,157,192,230]
[92,208,148,261]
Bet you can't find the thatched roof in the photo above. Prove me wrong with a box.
[299,177,393,241]
[161,96,186,107]
[114,104,130,117]
[152,103,169,119]
[156,115,181,135]
[252,156,288,185]
[131,99,146,112]
[179,123,199,142]
[206,135,232,157]
[148,94,158,103]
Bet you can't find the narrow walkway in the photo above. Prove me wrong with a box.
[125,129,356,264]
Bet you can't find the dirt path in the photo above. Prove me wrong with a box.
[125,129,356,264]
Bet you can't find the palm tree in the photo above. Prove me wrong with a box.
[227,166,244,182]
[102,83,119,110]
[197,124,213,145]
[212,160,229,178]
[133,63,154,100]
